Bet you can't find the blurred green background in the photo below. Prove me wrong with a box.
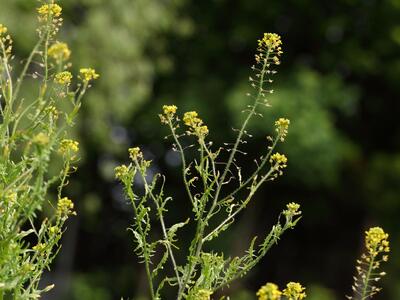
[1,0,400,299]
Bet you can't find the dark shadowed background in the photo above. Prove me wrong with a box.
[1,0,399,299]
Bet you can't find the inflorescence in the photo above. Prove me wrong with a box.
[257,281,306,300]
[347,227,390,299]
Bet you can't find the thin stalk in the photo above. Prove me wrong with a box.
[214,221,291,292]
[168,120,195,206]
[202,167,274,243]
[58,160,70,199]
[178,51,271,299]
[177,139,214,299]
[219,134,280,203]
[133,160,182,291]
[361,251,376,300]
[13,38,44,102]
[126,185,156,300]
[0,41,14,146]
[211,50,270,214]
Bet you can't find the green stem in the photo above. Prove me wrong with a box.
[211,50,270,212]
[133,160,182,290]
[13,38,44,102]
[214,222,291,292]
[126,185,156,300]
[168,120,195,207]
[58,160,70,199]
[178,50,272,299]
[202,167,275,243]
[361,251,376,300]
[219,134,280,203]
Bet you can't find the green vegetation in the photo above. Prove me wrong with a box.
[0,0,398,299]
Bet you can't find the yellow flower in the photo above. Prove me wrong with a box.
[80,68,100,82]
[183,111,202,127]
[183,111,209,138]
[48,42,71,62]
[258,33,282,52]
[160,105,178,124]
[58,139,79,156]
[270,153,287,168]
[33,243,47,253]
[257,282,282,300]
[37,3,62,18]
[283,202,301,217]
[129,147,142,160]
[0,24,12,55]
[57,197,76,217]
[193,289,213,300]
[275,118,290,142]
[115,165,130,180]
[197,125,209,136]
[163,105,177,116]
[349,226,390,299]
[256,33,283,65]
[365,227,390,256]
[33,132,50,146]
[49,226,59,234]
[55,71,72,85]
[0,24,7,36]
[282,282,306,300]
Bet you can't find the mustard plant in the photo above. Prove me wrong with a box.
[0,1,98,298]
[256,281,306,300]
[254,226,390,300]
[116,33,302,300]
[347,227,390,300]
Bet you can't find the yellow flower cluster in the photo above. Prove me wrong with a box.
[270,153,287,168]
[282,282,306,300]
[37,3,62,18]
[49,226,59,234]
[80,68,100,82]
[57,197,76,217]
[48,42,71,62]
[365,227,390,258]
[257,282,282,300]
[183,111,200,127]
[349,226,390,299]
[0,24,13,56]
[258,33,283,52]
[55,71,72,85]
[115,165,130,180]
[0,24,7,36]
[270,153,288,177]
[256,33,283,65]
[160,105,178,124]
[33,243,47,253]
[163,105,177,116]
[58,139,79,156]
[183,111,209,138]
[129,147,142,160]
[193,289,213,300]
[33,132,50,146]
[283,202,301,217]
[275,118,290,142]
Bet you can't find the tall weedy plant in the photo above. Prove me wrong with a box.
[116,33,304,300]
[0,1,98,298]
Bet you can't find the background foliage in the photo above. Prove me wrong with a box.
[1,0,399,299]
